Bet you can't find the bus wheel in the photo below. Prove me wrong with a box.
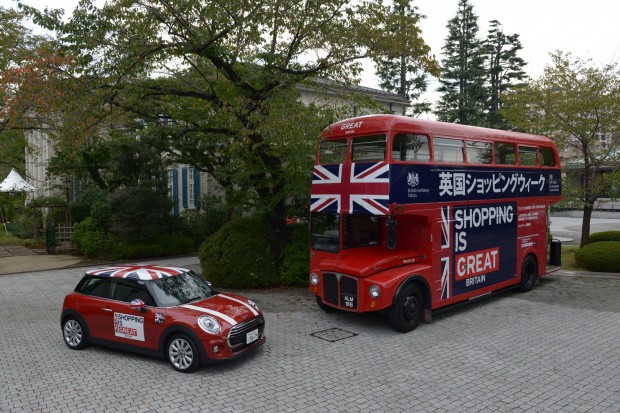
[315,295,337,313]
[389,283,422,333]
[519,255,537,292]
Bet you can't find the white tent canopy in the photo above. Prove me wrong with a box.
[0,168,35,192]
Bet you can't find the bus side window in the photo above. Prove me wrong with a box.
[434,137,464,163]
[539,146,557,166]
[518,146,538,166]
[495,142,516,165]
[392,133,430,161]
[466,141,492,164]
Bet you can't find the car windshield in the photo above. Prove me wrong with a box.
[147,271,215,307]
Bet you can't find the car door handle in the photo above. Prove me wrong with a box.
[102,307,113,312]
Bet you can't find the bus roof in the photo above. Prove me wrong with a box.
[322,115,553,146]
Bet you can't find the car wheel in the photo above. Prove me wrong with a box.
[167,334,200,373]
[315,295,336,313]
[62,317,88,350]
[519,255,537,292]
[388,283,422,333]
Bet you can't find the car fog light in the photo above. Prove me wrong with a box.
[310,273,319,286]
[369,285,381,298]
[213,345,220,353]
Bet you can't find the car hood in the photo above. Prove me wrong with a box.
[177,293,260,328]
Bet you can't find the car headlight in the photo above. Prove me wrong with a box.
[310,273,319,286]
[247,299,260,312]
[369,285,381,299]
[198,316,221,334]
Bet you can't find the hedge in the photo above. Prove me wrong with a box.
[587,231,620,244]
[199,216,278,288]
[575,241,620,272]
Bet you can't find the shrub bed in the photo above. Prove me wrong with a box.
[280,224,309,287]
[587,231,620,244]
[199,216,278,288]
[574,241,620,272]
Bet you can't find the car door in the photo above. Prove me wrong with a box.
[75,276,114,340]
[105,278,164,350]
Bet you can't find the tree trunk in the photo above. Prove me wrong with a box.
[580,204,593,247]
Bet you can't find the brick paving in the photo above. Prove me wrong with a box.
[0,256,618,412]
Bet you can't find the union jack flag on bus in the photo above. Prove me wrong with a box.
[311,162,390,215]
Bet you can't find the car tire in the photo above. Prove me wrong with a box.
[315,295,337,313]
[62,317,88,350]
[519,255,537,292]
[388,283,423,333]
[167,334,200,373]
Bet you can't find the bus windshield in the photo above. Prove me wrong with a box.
[311,212,340,252]
[343,214,381,249]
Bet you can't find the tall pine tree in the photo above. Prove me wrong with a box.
[435,0,487,125]
[374,0,438,116]
[483,20,527,129]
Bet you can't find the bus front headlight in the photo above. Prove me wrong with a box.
[369,285,381,299]
[310,273,319,286]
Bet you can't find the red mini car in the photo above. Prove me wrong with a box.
[61,264,265,372]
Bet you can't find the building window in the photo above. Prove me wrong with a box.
[188,167,195,208]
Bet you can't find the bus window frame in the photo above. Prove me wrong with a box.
[517,145,539,167]
[390,132,432,163]
[432,136,465,164]
[318,138,349,165]
[494,142,518,166]
[351,134,388,163]
[465,140,493,165]
[538,146,558,168]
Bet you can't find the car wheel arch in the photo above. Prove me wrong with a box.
[159,324,209,365]
[61,309,92,338]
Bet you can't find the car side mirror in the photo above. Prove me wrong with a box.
[386,217,397,250]
[130,299,147,312]
[205,280,212,287]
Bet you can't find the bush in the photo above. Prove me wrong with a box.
[150,233,195,255]
[587,231,620,244]
[199,216,278,288]
[72,218,120,259]
[280,224,309,286]
[121,243,165,259]
[575,241,620,272]
[181,195,228,246]
[69,187,107,224]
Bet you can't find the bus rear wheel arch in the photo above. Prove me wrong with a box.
[519,254,538,292]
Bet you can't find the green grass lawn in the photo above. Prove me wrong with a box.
[0,226,24,246]
[560,245,586,271]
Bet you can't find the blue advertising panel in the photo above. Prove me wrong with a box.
[390,164,561,204]
[449,202,517,296]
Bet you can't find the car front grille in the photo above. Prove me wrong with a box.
[227,316,265,353]
[322,272,358,310]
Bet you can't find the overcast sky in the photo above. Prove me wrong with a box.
[3,0,620,114]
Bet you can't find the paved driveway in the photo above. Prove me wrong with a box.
[1,256,618,413]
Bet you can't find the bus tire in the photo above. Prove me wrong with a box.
[519,255,537,292]
[389,283,422,333]
[315,295,336,313]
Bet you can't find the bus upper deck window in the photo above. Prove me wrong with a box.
[319,139,347,164]
[434,137,464,163]
[495,142,516,165]
[518,146,538,166]
[351,135,387,162]
[467,141,492,164]
[539,146,557,166]
[392,133,430,161]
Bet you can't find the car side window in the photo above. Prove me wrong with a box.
[79,277,112,298]
[111,278,155,306]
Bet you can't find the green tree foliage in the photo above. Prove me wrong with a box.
[435,0,487,125]
[502,52,620,246]
[374,0,438,116]
[482,20,527,128]
[22,0,437,259]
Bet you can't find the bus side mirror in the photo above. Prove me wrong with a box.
[387,218,397,250]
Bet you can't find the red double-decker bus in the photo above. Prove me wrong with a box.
[309,115,562,332]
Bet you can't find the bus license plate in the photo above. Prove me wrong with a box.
[341,294,357,309]
[246,329,259,344]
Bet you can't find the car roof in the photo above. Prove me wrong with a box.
[85,265,190,280]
